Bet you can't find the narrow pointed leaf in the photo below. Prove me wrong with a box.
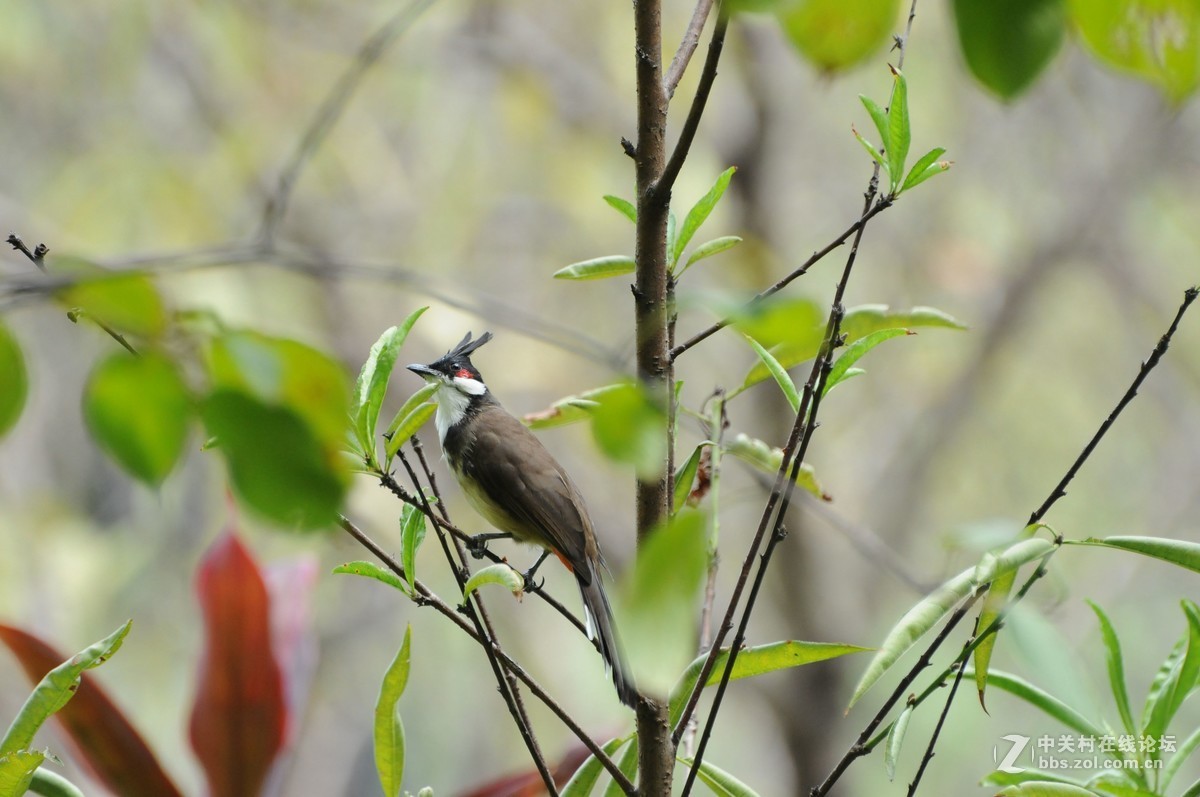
[603,195,637,223]
[667,212,678,267]
[886,69,910,192]
[0,622,131,756]
[383,382,438,443]
[602,739,639,797]
[400,504,427,598]
[885,703,914,781]
[333,561,408,593]
[678,757,762,797]
[982,769,1092,788]
[824,328,911,396]
[375,626,411,797]
[1087,602,1136,736]
[681,236,742,273]
[852,125,889,173]
[524,384,625,429]
[673,444,706,513]
[561,736,631,797]
[726,434,830,501]
[354,310,428,455]
[554,256,637,281]
[995,784,1102,796]
[860,95,890,152]
[0,625,183,797]
[0,750,45,795]
[28,768,85,797]
[1163,725,1200,791]
[974,565,1018,708]
[842,304,967,339]
[463,563,525,601]
[674,167,736,266]
[1143,601,1200,755]
[901,148,947,193]
[900,160,951,193]
[384,403,436,461]
[0,322,27,438]
[1067,536,1200,574]
[188,532,287,797]
[741,334,799,412]
[962,669,1109,741]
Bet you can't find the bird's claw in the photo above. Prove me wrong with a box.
[466,535,491,559]
[522,572,545,593]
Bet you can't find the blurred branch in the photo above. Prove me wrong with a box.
[5,233,47,272]
[335,514,633,793]
[906,635,971,797]
[258,0,438,246]
[664,0,716,98]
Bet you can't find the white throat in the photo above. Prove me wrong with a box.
[433,377,487,443]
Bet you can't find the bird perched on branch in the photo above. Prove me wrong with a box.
[407,332,637,707]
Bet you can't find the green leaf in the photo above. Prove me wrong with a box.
[603,195,637,223]
[678,757,762,797]
[1163,725,1200,792]
[901,147,948,194]
[886,68,910,194]
[524,384,626,429]
[463,563,525,601]
[53,258,166,339]
[962,669,1110,742]
[1087,601,1136,736]
[202,390,348,530]
[884,703,914,781]
[561,735,632,797]
[667,212,678,267]
[852,125,889,174]
[982,770,1092,789]
[954,0,1066,98]
[383,403,437,462]
[859,95,891,154]
[741,334,799,413]
[554,255,637,281]
[824,328,911,396]
[681,236,743,273]
[731,296,824,350]
[0,322,27,439]
[1067,536,1200,574]
[995,783,1103,796]
[83,352,191,486]
[673,167,736,267]
[28,768,86,797]
[849,566,976,708]
[382,381,438,440]
[618,511,708,697]
[974,565,1018,709]
[673,444,707,513]
[668,641,867,727]
[375,625,411,797]
[353,311,427,458]
[0,621,132,755]
[726,434,830,501]
[333,561,409,593]
[1069,0,1200,104]
[0,750,45,796]
[1142,601,1200,756]
[778,0,901,71]
[590,382,667,479]
[603,739,639,797]
[400,505,427,598]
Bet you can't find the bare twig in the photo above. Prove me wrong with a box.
[6,234,47,272]
[905,632,972,796]
[664,0,717,97]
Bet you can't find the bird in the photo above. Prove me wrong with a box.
[406,332,637,707]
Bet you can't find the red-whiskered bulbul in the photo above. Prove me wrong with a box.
[406,332,637,707]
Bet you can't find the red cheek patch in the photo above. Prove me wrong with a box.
[455,368,472,379]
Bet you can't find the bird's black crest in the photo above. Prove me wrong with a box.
[444,331,493,361]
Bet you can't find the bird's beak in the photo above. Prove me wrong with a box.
[406,363,439,381]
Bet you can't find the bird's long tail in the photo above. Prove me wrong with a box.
[577,561,638,708]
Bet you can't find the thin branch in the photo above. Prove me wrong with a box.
[669,199,892,361]
[664,0,717,98]
[905,633,972,796]
[335,514,634,794]
[657,9,728,198]
[258,0,438,246]
[5,234,47,272]
[68,310,140,357]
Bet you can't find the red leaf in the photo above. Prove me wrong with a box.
[456,744,594,797]
[189,530,288,797]
[0,625,184,797]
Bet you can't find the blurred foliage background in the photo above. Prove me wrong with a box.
[1,0,1199,794]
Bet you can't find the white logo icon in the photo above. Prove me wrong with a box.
[994,734,1030,774]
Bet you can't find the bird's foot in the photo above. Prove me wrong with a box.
[466,532,510,559]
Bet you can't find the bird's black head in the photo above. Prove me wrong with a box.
[406,331,493,396]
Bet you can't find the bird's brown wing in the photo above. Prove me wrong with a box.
[459,405,596,576]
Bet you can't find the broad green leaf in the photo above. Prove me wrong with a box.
[859,95,891,154]
[849,566,976,708]
[463,563,525,601]
[1069,0,1200,103]
[333,561,408,593]
[400,505,427,598]
[673,167,736,267]
[0,750,45,796]
[561,735,631,797]
[668,641,867,727]
[83,352,191,485]
[28,768,86,797]
[884,703,913,781]
[681,236,743,273]
[202,390,347,530]
[731,296,824,350]
[603,195,637,223]
[726,434,829,501]
[886,68,910,194]
[603,738,638,797]
[824,328,911,396]
[995,783,1103,796]
[0,322,27,438]
[678,756,762,797]
[778,0,901,71]
[954,0,1066,98]
[524,384,626,429]
[555,256,636,281]
[1087,601,1136,736]
[375,626,411,797]
[1067,536,1200,574]
[590,382,666,479]
[673,443,707,513]
[962,669,1109,742]
[353,310,427,457]
[383,403,436,462]
[1142,601,1200,756]
[741,334,799,413]
[1163,725,1200,791]
[53,258,166,339]
[901,148,949,194]
[852,126,889,174]
[618,511,708,697]
[1,621,132,755]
